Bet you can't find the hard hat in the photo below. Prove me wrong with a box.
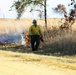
[32,19,37,23]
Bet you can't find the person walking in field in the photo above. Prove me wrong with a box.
[29,19,43,51]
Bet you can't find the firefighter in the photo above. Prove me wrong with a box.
[29,19,43,51]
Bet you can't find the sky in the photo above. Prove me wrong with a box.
[0,0,72,19]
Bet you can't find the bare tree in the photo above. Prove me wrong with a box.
[53,2,76,33]
[10,0,47,28]
[36,9,44,19]
[44,0,47,28]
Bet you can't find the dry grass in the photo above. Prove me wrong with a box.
[0,18,76,55]
[0,50,76,70]
[0,18,76,70]
[0,18,76,75]
[0,18,75,33]
[42,32,76,55]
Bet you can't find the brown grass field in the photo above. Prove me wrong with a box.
[0,18,76,33]
[0,50,76,75]
[0,18,76,54]
[0,18,76,75]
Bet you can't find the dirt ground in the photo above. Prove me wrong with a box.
[0,55,76,75]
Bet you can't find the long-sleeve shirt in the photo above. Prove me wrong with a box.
[29,25,42,36]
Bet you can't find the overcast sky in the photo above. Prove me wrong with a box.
[0,0,71,19]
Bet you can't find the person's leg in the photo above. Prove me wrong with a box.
[30,36,35,51]
[35,35,40,50]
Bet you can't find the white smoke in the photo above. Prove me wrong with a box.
[21,34,25,46]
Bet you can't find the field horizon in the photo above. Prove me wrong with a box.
[0,18,76,34]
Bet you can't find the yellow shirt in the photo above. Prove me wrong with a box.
[29,25,42,35]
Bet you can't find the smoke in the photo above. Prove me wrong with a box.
[0,20,29,46]
[21,34,25,46]
[16,24,23,34]
[0,34,21,44]
[0,23,25,45]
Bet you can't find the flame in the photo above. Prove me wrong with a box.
[39,45,43,49]
[25,35,29,46]
[23,33,29,47]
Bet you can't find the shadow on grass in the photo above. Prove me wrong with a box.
[0,44,76,56]
[0,45,53,56]
[0,45,33,53]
